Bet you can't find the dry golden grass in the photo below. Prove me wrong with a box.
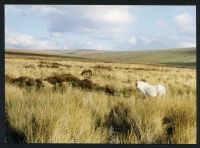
[5,54,196,144]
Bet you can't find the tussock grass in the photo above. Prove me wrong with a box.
[5,54,196,144]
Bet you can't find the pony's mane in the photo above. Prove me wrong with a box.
[140,79,146,82]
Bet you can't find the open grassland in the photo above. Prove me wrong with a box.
[71,47,196,67]
[6,47,196,67]
[5,53,196,144]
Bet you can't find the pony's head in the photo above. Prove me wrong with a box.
[135,79,146,89]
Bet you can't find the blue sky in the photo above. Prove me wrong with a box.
[5,5,196,51]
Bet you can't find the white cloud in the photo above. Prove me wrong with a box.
[5,5,28,16]
[174,12,195,31]
[5,5,63,16]
[31,5,63,14]
[174,13,192,26]
[181,42,196,47]
[42,5,137,36]
[5,5,196,50]
[85,6,134,24]
[5,5,23,13]
[6,5,138,49]
[128,36,137,45]
[50,32,65,38]
[5,29,54,49]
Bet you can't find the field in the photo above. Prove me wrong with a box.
[5,49,196,144]
[6,47,196,67]
[65,47,196,67]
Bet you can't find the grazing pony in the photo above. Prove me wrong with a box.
[135,80,166,98]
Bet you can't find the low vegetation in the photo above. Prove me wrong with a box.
[5,52,196,144]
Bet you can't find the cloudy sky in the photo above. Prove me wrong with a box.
[5,5,196,51]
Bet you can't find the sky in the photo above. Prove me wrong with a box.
[5,5,196,51]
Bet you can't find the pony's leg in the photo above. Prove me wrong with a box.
[143,93,148,99]
[158,91,165,98]
[163,89,166,95]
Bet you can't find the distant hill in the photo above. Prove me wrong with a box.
[65,47,196,67]
[45,49,109,55]
[5,47,196,67]
[5,49,107,55]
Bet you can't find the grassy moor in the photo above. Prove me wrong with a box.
[5,48,196,144]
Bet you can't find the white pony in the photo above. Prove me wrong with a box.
[135,80,166,98]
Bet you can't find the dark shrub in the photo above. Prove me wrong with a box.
[45,74,117,95]
[12,76,36,87]
[24,65,34,68]
[52,62,62,66]
[35,78,44,88]
[64,64,71,68]
[50,65,59,68]
[38,64,45,68]
[5,75,14,83]
[45,74,79,84]
[78,79,94,89]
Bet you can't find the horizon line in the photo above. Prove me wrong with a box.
[5,46,196,52]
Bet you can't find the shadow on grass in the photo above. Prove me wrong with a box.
[5,112,27,143]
